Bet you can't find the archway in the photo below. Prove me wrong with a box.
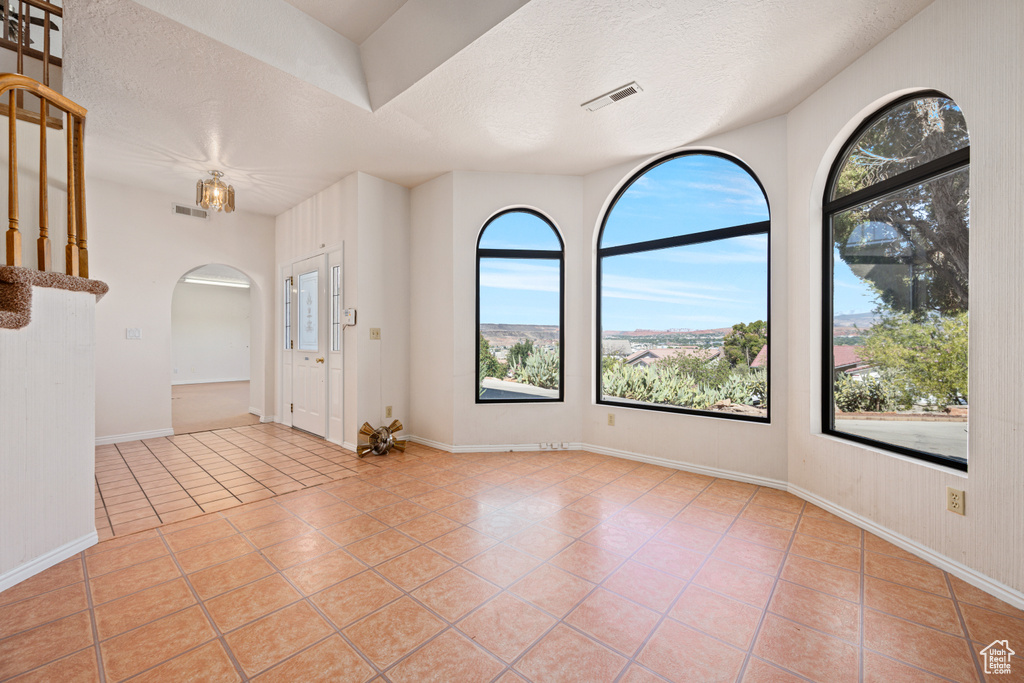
[171,264,260,433]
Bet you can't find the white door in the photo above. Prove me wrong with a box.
[291,255,328,436]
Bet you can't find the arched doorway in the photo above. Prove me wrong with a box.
[171,264,261,433]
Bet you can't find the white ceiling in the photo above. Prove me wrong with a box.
[278,0,409,44]
[64,0,934,217]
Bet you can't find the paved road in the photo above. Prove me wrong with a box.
[836,419,968,460]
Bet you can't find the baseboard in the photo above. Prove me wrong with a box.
[95,428,175,446]
[342,441,358,452]
[259,415,277,424]
[406,436,586,454]
[580,442,789,491]
[0,531,98,593]
[171,377,250,386]
[249,407,262,417]
[788,484,1024,611]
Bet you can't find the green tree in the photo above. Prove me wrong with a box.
[832,98,969,316]
[478,334,506,385]
[860,310,968,405]
[723,321,767,367]
[507,339,534,370]
[656,353,731,387]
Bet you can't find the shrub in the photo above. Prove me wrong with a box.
[512,346,560,389]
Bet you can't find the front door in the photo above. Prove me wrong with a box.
[291,255,327,436]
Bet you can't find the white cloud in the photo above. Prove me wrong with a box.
[479,261,559,292]
[601,273,746,307]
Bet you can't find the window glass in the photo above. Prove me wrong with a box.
[331,265,341,352]
[477,210,563,402]
[831,97,968,200]
[283,277,292,350]
[298,270,318,351]
[598,153,770,420]
[600,154,769,249]
[825,94,969,468]
[477,210,562,251]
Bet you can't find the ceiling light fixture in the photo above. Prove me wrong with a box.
[196,170,235,213]
[181,277,249,288]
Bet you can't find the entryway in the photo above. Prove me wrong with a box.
[171,264,260,434]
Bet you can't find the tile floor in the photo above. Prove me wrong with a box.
[5,439,1024,681]
[94,424,387,539]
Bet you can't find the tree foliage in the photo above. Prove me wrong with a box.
[507,339,534,370]
[832,97,969,316]
[860,310,968,406]
[478,334,506,385]
[723,321,767,367]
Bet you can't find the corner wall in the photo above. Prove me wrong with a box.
[786,0,1024,596]
[275,172,411,447]
[0,288,97,590]
[580,117,791,485]
[89,178,276,442]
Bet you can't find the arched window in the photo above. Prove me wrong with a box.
[476,209,564,402]
[597,152,770,421]
[823,93,969,469]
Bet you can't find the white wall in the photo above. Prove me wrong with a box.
[409,174,455,445]
[453,171,585,448]
[90,178,276,442]
[580,117,790,483]
[171,281,251,384]
[0,288,97,591]
[786,0,1024,597]
[275,172,411,447]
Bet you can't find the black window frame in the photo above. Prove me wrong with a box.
[821,90,970,471]
[596,150,772,423]
[476,207,565,404]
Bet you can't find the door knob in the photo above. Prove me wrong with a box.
[316,357,325,363]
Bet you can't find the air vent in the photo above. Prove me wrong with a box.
[172,203,209,220]
[582,81,642,112]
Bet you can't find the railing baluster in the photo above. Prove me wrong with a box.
[74,116,86,278]
[42,8,49,88]
[37,96,48,270]
[6,87,19,266]
[64,109,77,275]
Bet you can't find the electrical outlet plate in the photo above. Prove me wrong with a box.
[947,487,965,515]
[385,406,392,419]
[607,413,615,426]
[369,328,381,340]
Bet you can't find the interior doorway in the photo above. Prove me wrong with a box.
[171,264,260,434]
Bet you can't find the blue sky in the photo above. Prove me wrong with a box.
[478,156,875,331]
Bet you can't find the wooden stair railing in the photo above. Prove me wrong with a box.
[1,72,88,277]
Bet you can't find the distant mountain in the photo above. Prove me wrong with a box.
[603,327,732,338]
[480,324,559,346]
[833,312,878,328]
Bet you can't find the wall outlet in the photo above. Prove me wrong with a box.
[369,328,381,340]
[607,413,615,426]
[385,406,392,419]
[561,442,569,450]
[946,487,965,515]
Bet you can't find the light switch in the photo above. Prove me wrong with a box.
[126,328,142,340]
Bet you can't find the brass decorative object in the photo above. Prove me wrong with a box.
[196,170,235,213]
[357,419,407,458]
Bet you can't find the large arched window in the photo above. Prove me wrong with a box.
[597,152,770,421]
[476,209,564,402]
[823,93,969,470]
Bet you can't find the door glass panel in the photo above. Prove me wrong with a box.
[331,265,341,352]
[283,277,292,350]
[298,270,319,351]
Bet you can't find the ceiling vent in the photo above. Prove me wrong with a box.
[172,203,209,220]
[582,82,642,112]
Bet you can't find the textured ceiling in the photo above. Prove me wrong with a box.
[64,0,934,217]
[278,0,409,44]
